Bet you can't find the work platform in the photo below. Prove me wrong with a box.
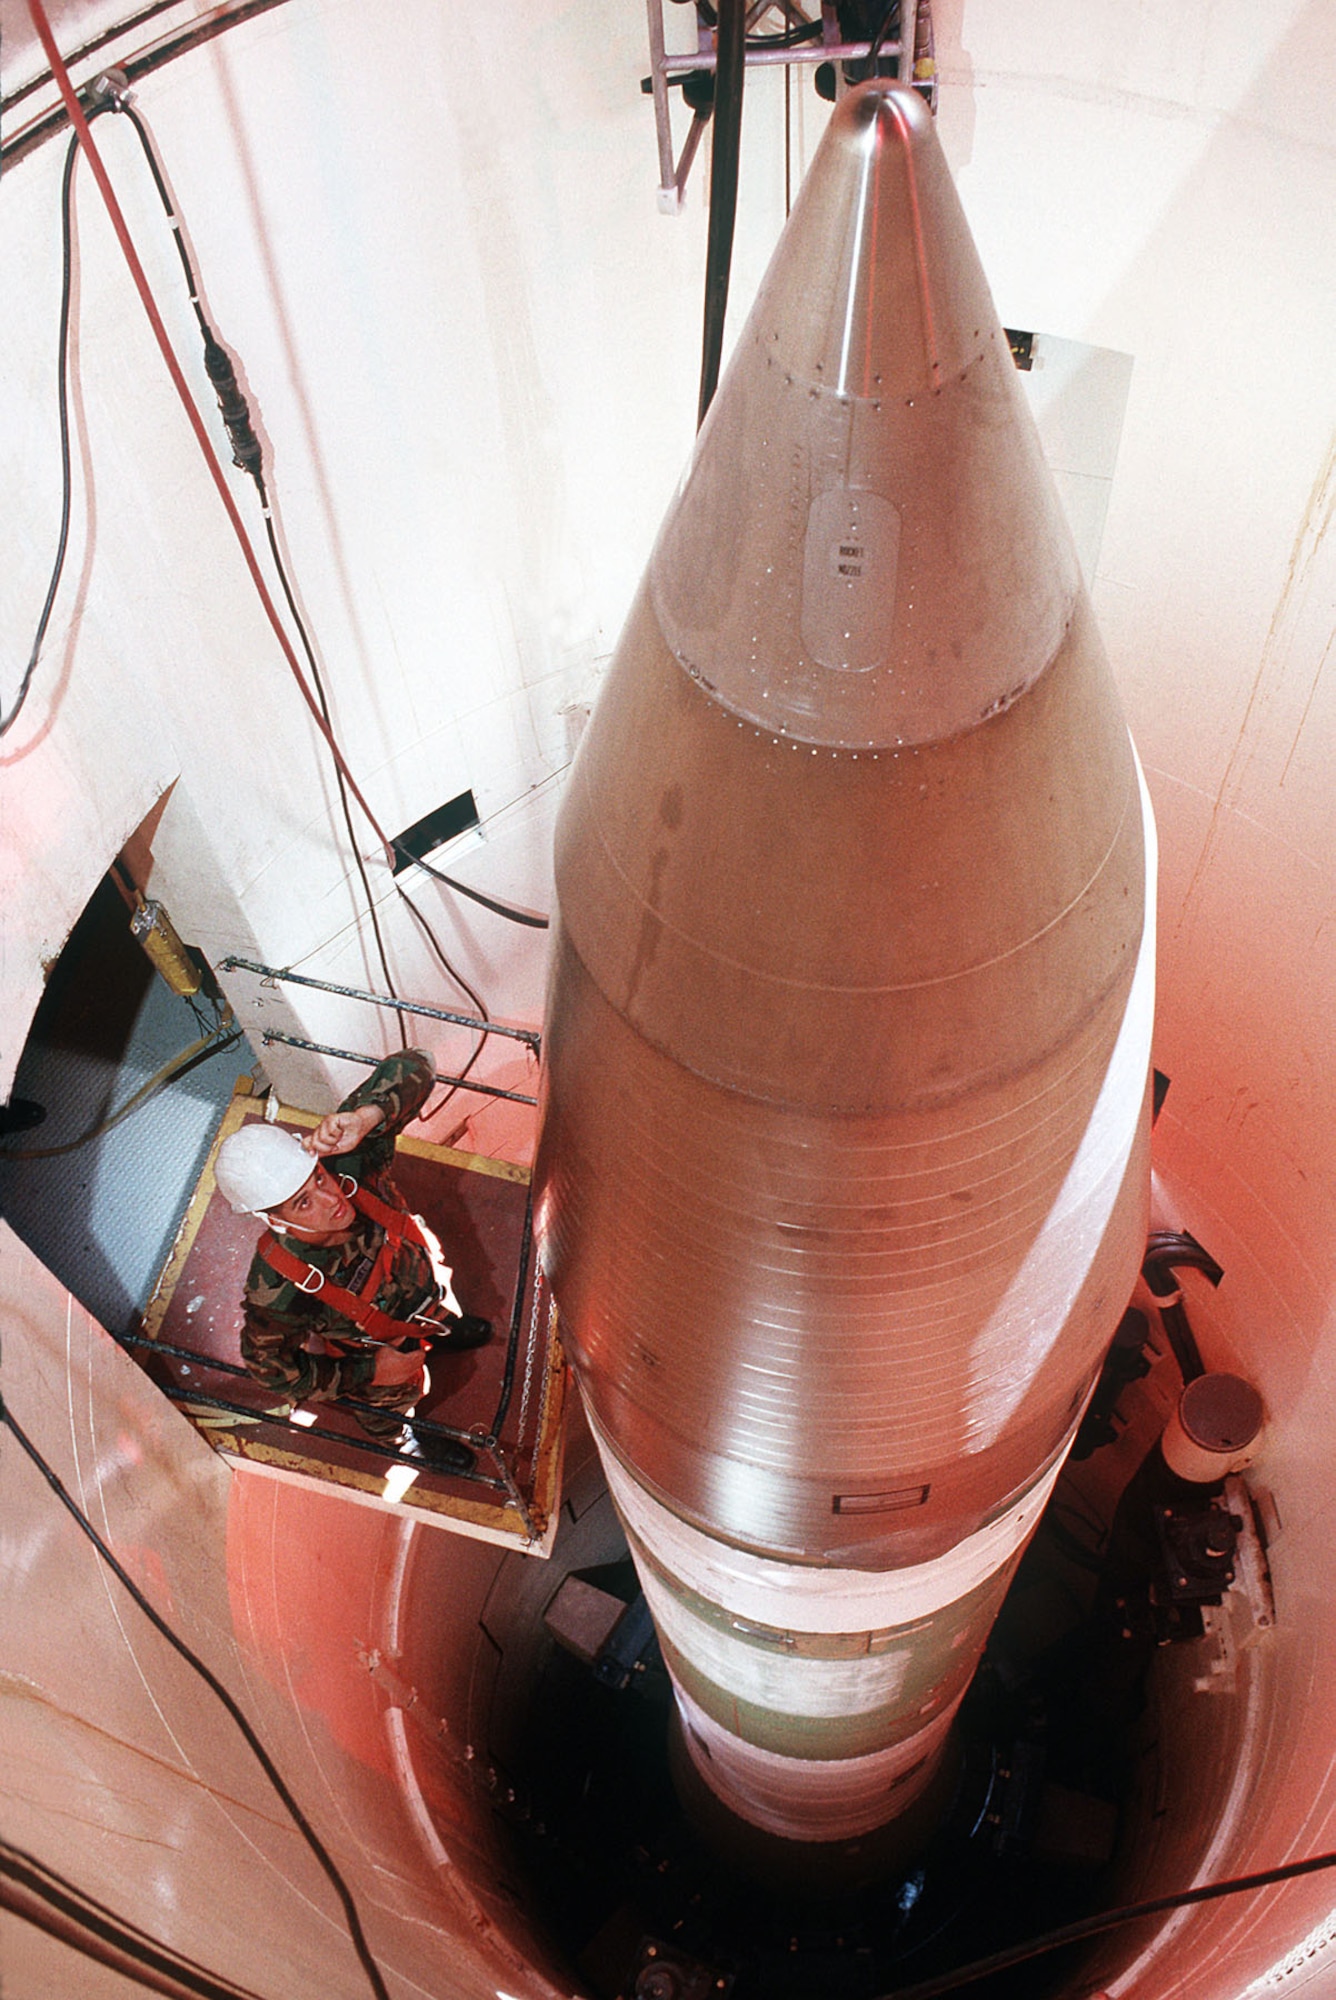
[137,1080,565,1554]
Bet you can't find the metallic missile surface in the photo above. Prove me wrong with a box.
[535,81,1155,1844]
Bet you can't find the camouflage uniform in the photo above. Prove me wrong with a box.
[239,1049,442,1437]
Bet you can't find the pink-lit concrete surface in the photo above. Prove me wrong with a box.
[1,1232,578,2000]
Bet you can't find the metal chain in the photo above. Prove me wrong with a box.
[515,1274,547,1449]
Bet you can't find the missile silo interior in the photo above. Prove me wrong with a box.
[2,5,1335,1999]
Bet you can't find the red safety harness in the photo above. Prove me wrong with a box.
[259,1181,435,1346]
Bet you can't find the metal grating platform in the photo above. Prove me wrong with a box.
[0,875,242,1333]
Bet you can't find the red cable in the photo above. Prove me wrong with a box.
[25,0,396,870]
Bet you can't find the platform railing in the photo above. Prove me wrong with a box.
[128,1179,549,1545]
[217,957,542,1105]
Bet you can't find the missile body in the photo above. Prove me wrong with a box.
[535,83,1154,1845]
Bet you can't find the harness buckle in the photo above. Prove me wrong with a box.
[295,1264,325,1295]
[339,1173,359,1197]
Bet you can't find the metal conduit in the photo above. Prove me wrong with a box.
[258,1030,539,1106]
[658,37,909,73]
[218,957,541,1048]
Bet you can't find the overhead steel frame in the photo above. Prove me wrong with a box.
[644,0,936,214]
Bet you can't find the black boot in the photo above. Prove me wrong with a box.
[432,1312,492,1352]
[396,1424,475,1474]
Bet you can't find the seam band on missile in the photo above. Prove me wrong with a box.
[625,1526,944,1653]
[589,1408,1068,1632]
[674,1686,958,1842]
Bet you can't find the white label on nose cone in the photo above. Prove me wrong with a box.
[801,486,900,672]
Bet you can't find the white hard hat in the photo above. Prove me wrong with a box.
[214,1123,313,1215]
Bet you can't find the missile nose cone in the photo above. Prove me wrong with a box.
[652,81,1079,750]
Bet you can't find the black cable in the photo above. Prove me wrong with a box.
[27,94,501,1105]
[0,1397,393,2000]
[393,886,491,1108]
[865,0,902,73]
[186,987,220,1035]
[396,845,549,929]
[118,102,207,330]
[1,1834,275,2000]
[1050,1486,1107,1542]
[697,0,746,426]
[0,1022,243,1161]
[80,89,516,1075]
[123,99,499,1032]
[877,1844,1336,1999]
[1145,1230,1224,1287]
[1142,1234,1219,1384]
[259,505,410,1049]
[107,100,412,1047]
[153,1383,495,1473]
[392,888,487,1022]
[487,1184,535,1439]
[113,101,265,490]
[1039,1508,1104,1575]
[1,126,79,739]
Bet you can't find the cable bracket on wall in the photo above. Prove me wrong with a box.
[644,0,935,213]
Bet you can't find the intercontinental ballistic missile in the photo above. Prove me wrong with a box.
[535,81,1155,1850]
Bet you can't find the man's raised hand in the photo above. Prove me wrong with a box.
[304,1102,383,1157]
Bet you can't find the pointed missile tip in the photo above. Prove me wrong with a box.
[647,66,1076,753]
[837,76,934,156]
[755,75,980,413]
